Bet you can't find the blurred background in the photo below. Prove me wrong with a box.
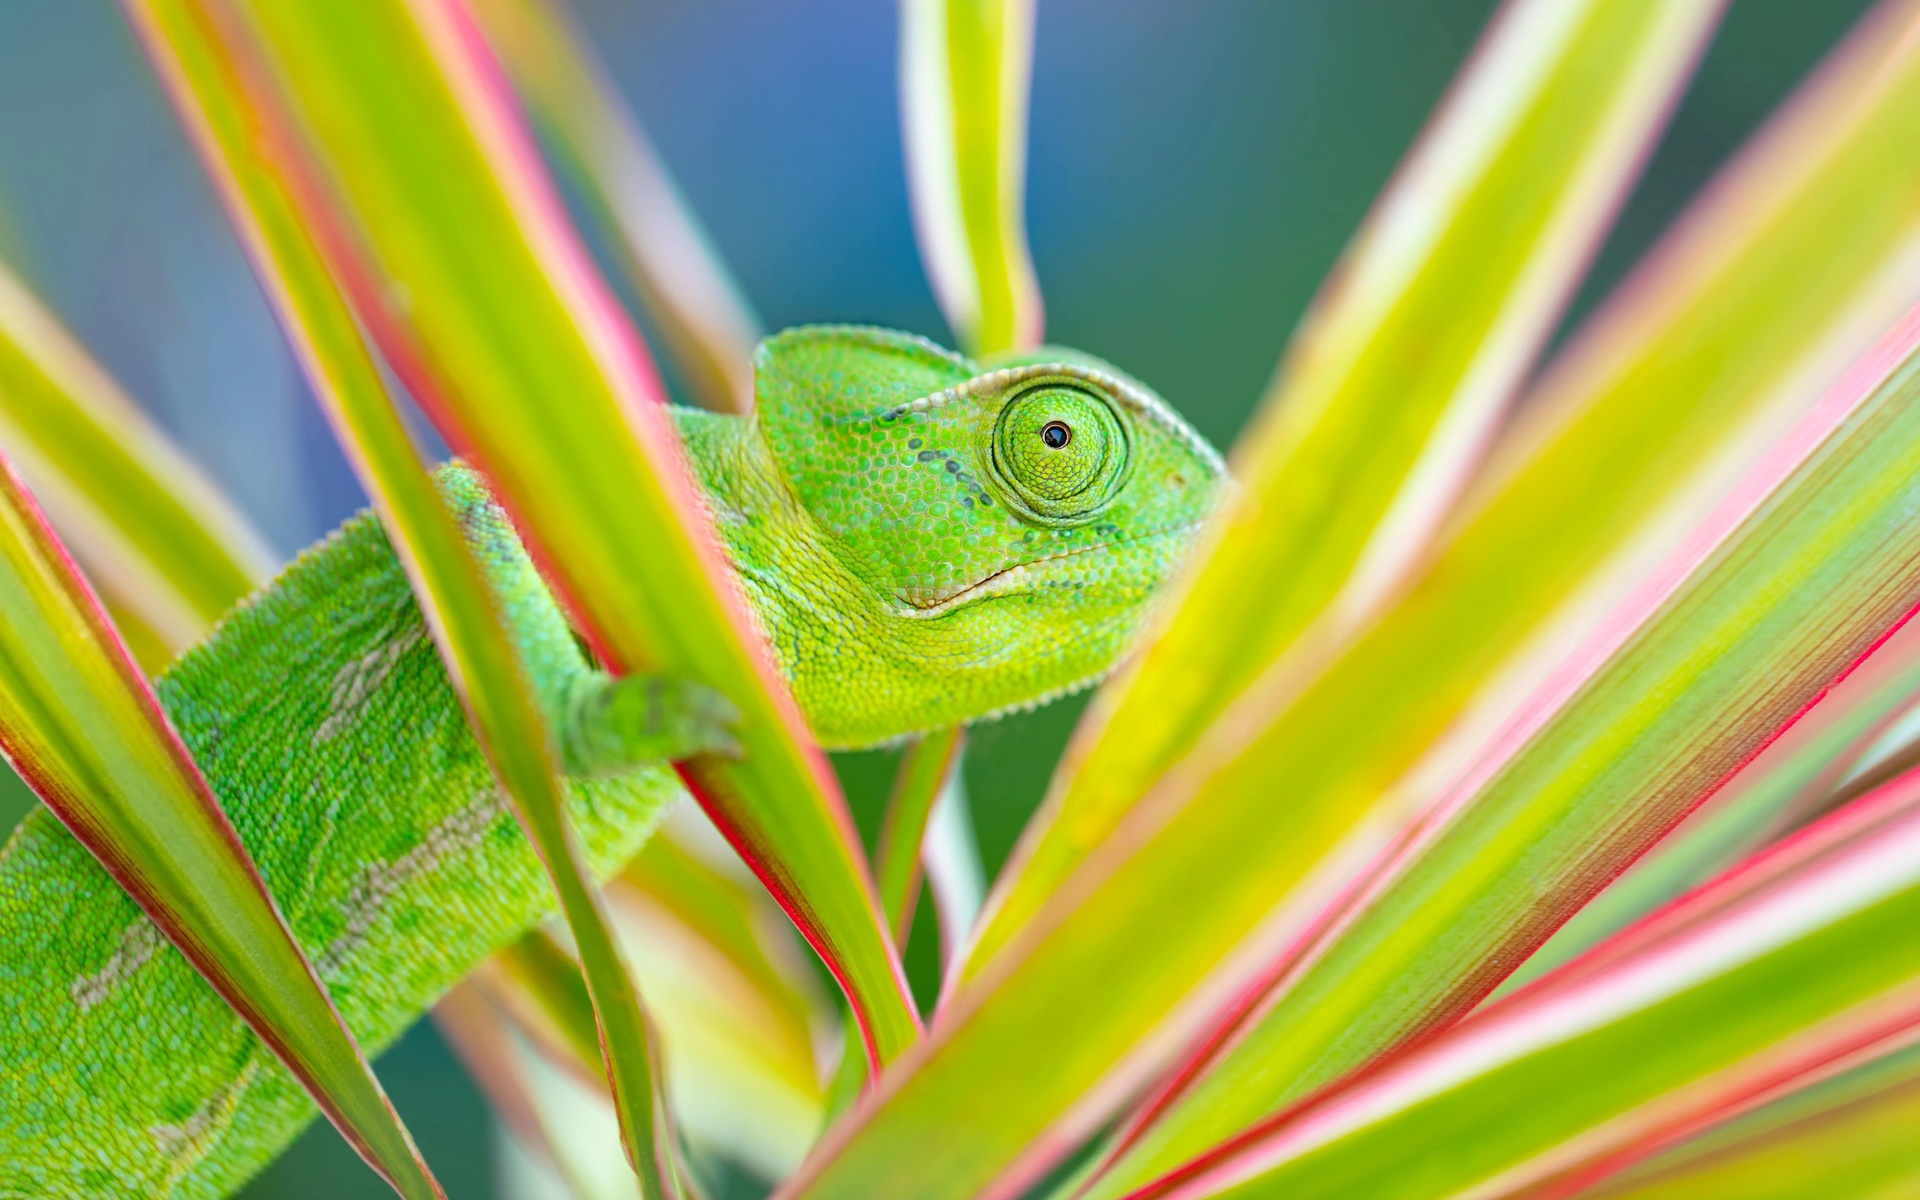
[0,1,1880,1195]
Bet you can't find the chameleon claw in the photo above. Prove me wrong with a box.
[560,671,745,776]
[677,678,746,761]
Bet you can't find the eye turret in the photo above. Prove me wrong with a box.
[990,384,1129,521]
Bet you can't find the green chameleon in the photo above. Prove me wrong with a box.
[0,326,1223,1198]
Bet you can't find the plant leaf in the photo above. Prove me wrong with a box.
[461,813,836,1186]
[226,0,921,1070]
[0,258,272,657]
[0,427,440,1196]
[784,4,1920,1194]
[130,3,693,1189]
[435,983,569,1178]
[900,0,1042,356]
[1581,1043,1920,1199]
[480,928,697,1199]
[466,0,761,414]
[490,929,611,1084]
[1130,763,1920,1200]
[875,727,965,943]
[924,761,986,977]
[960,0,1727,983]
[611,814,834,1180]
[1075,3,1920,1178]
[1504,613,1920,996]
[438,981,650,1200]
[1082,291,1920,1199]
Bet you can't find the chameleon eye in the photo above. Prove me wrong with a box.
[991,384,1128,520]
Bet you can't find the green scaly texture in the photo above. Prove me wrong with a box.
[0,327,1222,1197]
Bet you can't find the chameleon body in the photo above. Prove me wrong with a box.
[0,327,1222,1198]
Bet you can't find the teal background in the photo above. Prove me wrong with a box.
[0,1,1882,1196]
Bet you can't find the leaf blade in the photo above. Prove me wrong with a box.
[130,2,697,1186]
[467,0,761,414]
[875,727,965,944]
[1088,298,1920,1198]
[612,821,833,1180]
[438,979,655,1200]
[231,0,921,1070]
[923,762,987,976]
[1505,613,1920,996]
[960,0,1727,982]
[0,410,440,1197]
[1064,5,1920,1183]
[1581,1046,1920,1199]
[785,4,1920,1195]
[900,0,1042,356]
[1137,765,1920,1200]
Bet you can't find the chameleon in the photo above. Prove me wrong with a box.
[0,325,1224,1198]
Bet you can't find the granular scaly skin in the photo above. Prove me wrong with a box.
[0,327,1222,1197]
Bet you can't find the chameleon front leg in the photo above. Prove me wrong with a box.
[437,463,741,776]
[558,670,742,776]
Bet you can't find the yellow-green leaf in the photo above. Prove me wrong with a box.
[901,0,1042,356]
[1506,615,1920,995]
[492,929,610,1085]
[1081,299,1920,1200]
[1147,763,1920,1200]
[467,0,761,414]
[875,727,965,943]
[438,981,647,1200]
[227,0,921,1070]
[1583,1044,1920,1199]
[476,928,687,1198]
[922,759,986,975]
[459,814,836,1186]
[131,2,686,1188]
[962,0,1727,980]
[0,439,439,1198]
[612,813,833,1180]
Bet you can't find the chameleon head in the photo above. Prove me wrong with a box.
[748,326,1227,746]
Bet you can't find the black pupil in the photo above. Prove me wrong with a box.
[1041,421,1072,449]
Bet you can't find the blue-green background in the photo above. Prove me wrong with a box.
[0,1,1880,1196]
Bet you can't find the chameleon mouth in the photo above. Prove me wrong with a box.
[894,522,1200,618]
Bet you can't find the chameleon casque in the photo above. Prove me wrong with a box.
[0,326,1224,1197]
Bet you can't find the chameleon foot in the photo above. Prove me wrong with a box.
[559,671,743,777]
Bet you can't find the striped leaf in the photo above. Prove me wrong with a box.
[612,814,832,1180]
[1507,614,1920,995]
[224,0,921,1071]
[923,760,986,976]
[467,0,761,414]
[1134,762,1920,1200]
[1581,1043,1920,1199]
[458,814,834,1185]
[1081,294,1920,1200]
[438,981,650,1200]
[0,437,440,1197]
[875,727,966,943]
[128,1,692,1187]
[1067,6,1920,1184]
[961,0,1727,984]
[900,0,1042,356]
[784,4,1920,1195]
